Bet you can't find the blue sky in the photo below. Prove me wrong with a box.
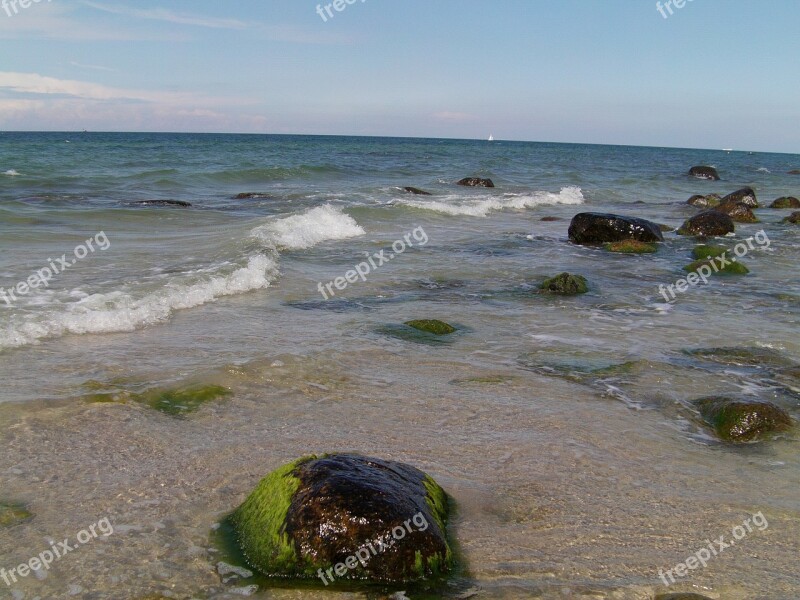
[0,1,798,152]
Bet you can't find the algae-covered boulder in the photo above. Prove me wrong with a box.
[688,166,720,181]
[540,273,588,295]
[722,186,758,208]
[677,210,735,236]
[783,211,800,224]
[687,194,722,208]
[715,201,758,223]
[684,258,749,275]
[691,245,728,260]
[568,213,663,244]
[230,454,453,584]
[405,319,457,335]
[770,196,800,209]
[0,502,33,527]
[604,240,658,254]
[457,177,494,188]
[695,397,792,442]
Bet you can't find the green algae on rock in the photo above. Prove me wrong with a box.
[695,397,793,442]
[141,385,231,416]
[691,244,728,260]
[770,196,800,209]
[783,211,800,224]
[683,258,749,276]
[540,273,588,295]
[0,501,33,527]
[604,240,658,253]
[230,454,453,584]
[404,319,457,335]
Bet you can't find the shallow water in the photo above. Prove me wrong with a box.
[0,133,799,599]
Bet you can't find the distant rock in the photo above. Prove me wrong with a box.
[721,186,758,208]
[132,200,192,208]
[788,169,800,175]
[688,166,720,180]
[695,397,792,442]
[677,210,735,236]
[687,193,721,208]
[540,273,588,295]
[402,186,432,196]
[540,216,562,222]
[234,193,272,200]
[568,213,664,244]
[457,177,494,188]
[714,201,758,223]
[783,211,800,224]
[770,196,800,209]
[405,319,457,335]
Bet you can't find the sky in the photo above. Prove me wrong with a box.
[0,0,798,152]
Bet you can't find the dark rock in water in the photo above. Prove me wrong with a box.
[695,397,792,442]
[783,211,800,223]
[230,454,452,583]
[234,193,272,199]
[658,223,676,232]
[0,501,33,527]
[568,213,664,244]
[684,257,749,275]
[405,319,457,335]
[604,240,658,254]
[715,201,758,223]
[687,193,721,208]
[788,169,800,175]
[132,200,192,208]
[686,346,797,370]
[771,196,800,209]
[540,273,588,295]
[655,594,716,600]
[721,186,758,208]
[677,210,734,236]
[402,186,432,196]
[457,177,494,188]
[688,166,720,180]
[540,216,561,221]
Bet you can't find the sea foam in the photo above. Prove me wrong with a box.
[251,204,365,250]
[401,186,585,217]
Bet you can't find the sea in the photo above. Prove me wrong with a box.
[0,132,798,599]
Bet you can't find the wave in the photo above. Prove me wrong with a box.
[250,204,365,250]
[400,186,585,217]
[0,255,278,350]
[3,169,20,176]
[205,164,342,184]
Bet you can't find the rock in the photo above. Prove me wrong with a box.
[691,245,728,260]
[655,594,715,600]
[770,196,800,209]
[788,169,800,175]
[714,201,758,223]
[677,210,735,236]
[783,211,800,224]
[568,213,664,244]
[0,502,33,527]
[684,257,749,275]
[658,223,676,232]
[402,187,432,196]
[457,177,494,188]
[695,397,792,442]
[540,273,588,295]
[688,166,720,180]
[234,193,272,200]
[687,194,721,208]
[405,319,457,335]
[132,200,192,208]
[540,216,561,222]
[134,385,231,416]
[604,240,658,254]
[230,454,452,583]
[721,186,758,208]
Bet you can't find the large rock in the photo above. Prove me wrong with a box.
[687,194,721,208]
[231,454,452,584]
[695,397,792,442]
[770,196,800,209]
[688,166,720,180]
[568,213,664,245]
[677,210,735,236]
[714,201,758,223]
[721,186,758,208]
[457,177,494,188]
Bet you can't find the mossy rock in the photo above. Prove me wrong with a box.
[695,397,793,442]
[404,320,457,335]
[0,502,33,527]
[691,244,728,260]
[230,454,453,584]
[783,211,800,224]
[604,240,658,254]
[685,346,796,370]
[683,258,749,275]
[540,273,588,295]
[677,210,735,236]
[770,196,800,209]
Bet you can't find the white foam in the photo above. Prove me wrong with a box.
[0,254,278,350]
[251,204,365,250]
[3,169,20,176]
[402,186,585,217]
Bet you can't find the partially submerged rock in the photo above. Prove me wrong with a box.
[230,454,453,583]
[568,213,664,244]
[721,186,758,208]
[540,273,588,295]
[405,319,457,335]
[456,177,494,188]
[234,193,272,200]
[714,201,758,223]
[691,244,728,260]
[695,397,792,442]
[771,196,800,209]
[0,501,33,527]
[132,200,192,208]
[604,240,658,254]
[677,210,735,236]
[688,166,720,180]
[142,385,231,416]
[783,211,800,224]
[402,187,432,196]
[687,194,721,208]
[684,258,749,275]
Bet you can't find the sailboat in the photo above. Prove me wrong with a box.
[488,134,494,142]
